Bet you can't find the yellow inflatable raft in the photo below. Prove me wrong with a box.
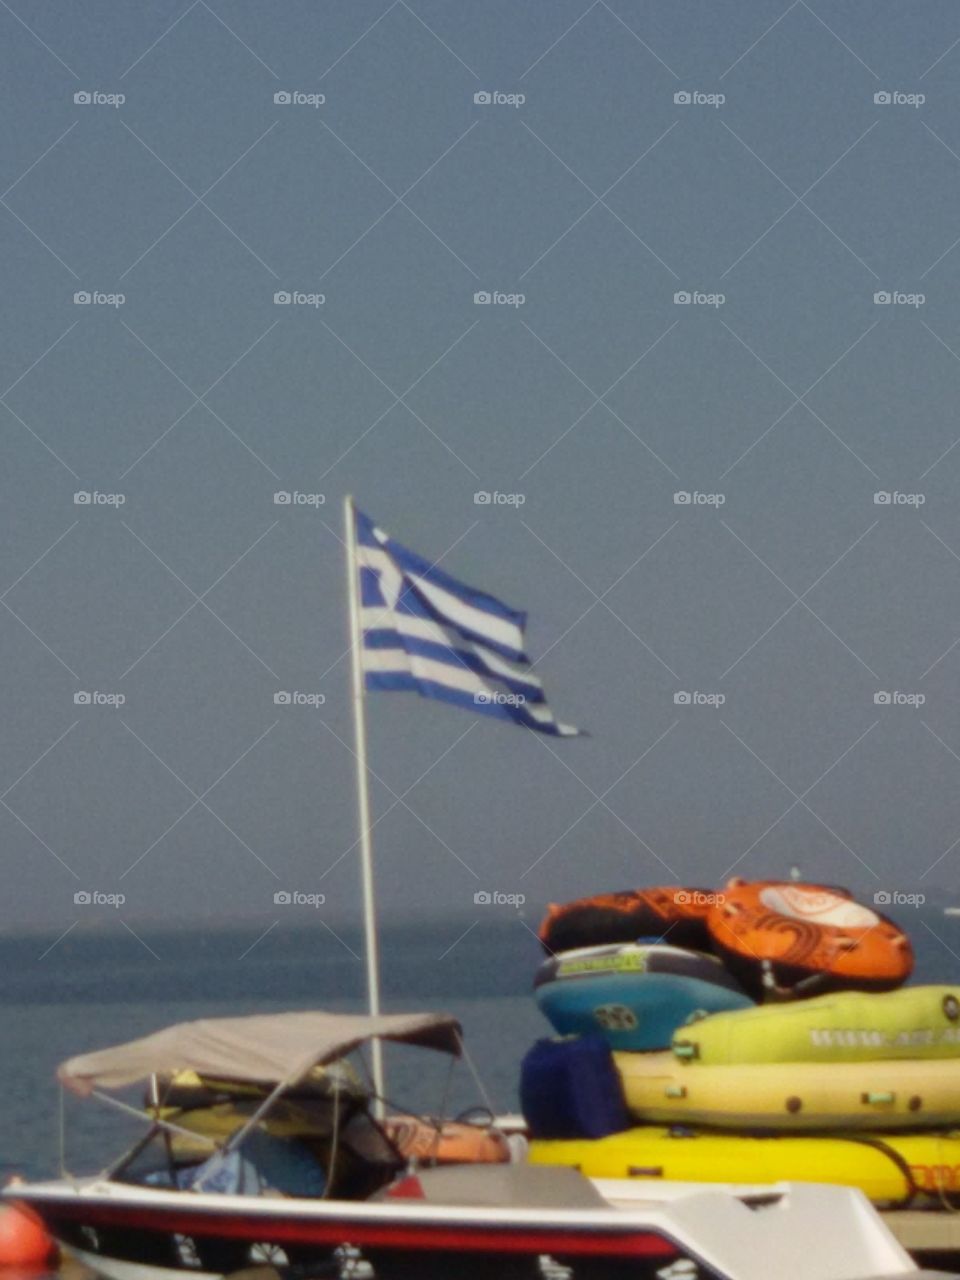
[614,1051,960,1130]
[528,1126,960,1207]
[673,985,960,1065]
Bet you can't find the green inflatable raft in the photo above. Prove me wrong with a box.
[673,984,960,1065]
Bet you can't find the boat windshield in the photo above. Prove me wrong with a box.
[113,1071,404,1201]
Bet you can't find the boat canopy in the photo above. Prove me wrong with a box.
[58,1011,463,1095]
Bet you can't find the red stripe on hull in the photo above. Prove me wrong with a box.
[44,1199,677,1260]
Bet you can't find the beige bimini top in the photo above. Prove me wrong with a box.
[58,1010,463,1094]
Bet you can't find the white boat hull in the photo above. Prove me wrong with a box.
[7,1169,945,1280]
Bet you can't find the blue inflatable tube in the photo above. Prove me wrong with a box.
[534,942,753,1051]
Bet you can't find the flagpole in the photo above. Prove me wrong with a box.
[344,493,386,1117]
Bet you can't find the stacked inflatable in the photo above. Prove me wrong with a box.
[534,941,752,1052]
[617,985,960,1131]
[524,878,960,1207]
[537,879,914,1001]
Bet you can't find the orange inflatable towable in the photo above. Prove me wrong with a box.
[384,1116,511,1165]
[707,880,914,999]
[538,887,716,954]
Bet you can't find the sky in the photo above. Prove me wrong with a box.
[4,1,960,970]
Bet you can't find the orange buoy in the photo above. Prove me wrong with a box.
[707,879,914,999]
[538,887,715,955]
[0,1200,56,1268]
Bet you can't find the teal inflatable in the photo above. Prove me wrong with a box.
[534,942,752,1051]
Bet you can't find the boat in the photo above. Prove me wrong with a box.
[534,942,752,1051]
[538,887,715,955]
[672,985,960,1065]
[707,880,914,997]
[528,1124,960,1209]
[5,1009,944,1280]
[615,1050,960,1130]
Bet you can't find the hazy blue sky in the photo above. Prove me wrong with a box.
[5,2,960,976]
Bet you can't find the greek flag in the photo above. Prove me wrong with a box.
[355,508,582,736]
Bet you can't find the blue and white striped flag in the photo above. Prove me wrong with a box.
[355,508,582,736]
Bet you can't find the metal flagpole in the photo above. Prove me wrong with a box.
[344,494,386,1117]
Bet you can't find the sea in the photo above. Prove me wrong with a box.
[2,906,959,1277]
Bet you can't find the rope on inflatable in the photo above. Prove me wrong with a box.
[840,1133,922,1210]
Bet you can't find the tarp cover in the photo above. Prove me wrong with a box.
[58,1011,462,1095]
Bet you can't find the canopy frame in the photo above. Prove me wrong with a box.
[95,1057,399,1190]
